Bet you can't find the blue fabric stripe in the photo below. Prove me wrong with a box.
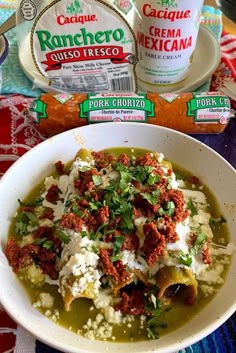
[200,337,210,352]
[228,316,236,334]
[221,324,236,353]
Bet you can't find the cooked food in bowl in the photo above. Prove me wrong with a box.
[5,147,234,342]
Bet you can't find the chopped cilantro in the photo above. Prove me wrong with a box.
[91,222,109,240]
[147,173,160,185]
[141,189,160,205]
[43,240,54,249]
[110,254,122,262]
[112,235,125,258]
[144,290,168,340]
[34,238,53,249]
[119,170,133,191]
[71,204,84,217]
[18,197,43,208]
[55,229,70,244]
[92,244,98,253]
[146,327,159,340]
[133,165,154,183]
[190,228,207,255]
[15,211,39,235]
[34,237,47,245]
[81,230,88,238]
[78,165,91,172]
[178,251,192,266]
[158,201,175,216]
[120,204,134,231]
[187,199,198,217]
[88,201,99,210]
[92,175,103,186]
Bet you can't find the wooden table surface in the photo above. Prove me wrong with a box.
[204,0,236,35]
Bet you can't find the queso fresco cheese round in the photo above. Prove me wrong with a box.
[30,0,138,93]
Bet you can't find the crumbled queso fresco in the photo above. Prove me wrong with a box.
[5,148,234,341]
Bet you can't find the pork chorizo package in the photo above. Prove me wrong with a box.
[29,91,234,137]
[16,0,138,93]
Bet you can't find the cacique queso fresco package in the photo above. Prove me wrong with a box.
[16,0,139,93]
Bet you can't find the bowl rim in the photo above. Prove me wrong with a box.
[0,122,235,353]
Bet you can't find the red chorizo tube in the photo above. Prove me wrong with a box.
[29,92,234,137]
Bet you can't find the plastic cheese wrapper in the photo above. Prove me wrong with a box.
[15,0,139,93]
[28,91,235,137]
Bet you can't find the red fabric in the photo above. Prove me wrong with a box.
[210,32,236,109]
[0,310,17,353]
[0,94,44,177]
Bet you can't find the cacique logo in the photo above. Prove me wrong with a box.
[142,3,191,22]
[67,0,82,14]
[57,0,97,25]
[156,0,178,8]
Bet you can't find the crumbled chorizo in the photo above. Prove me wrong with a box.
[142,222,166,266]
[96,205,109,225]
[99,248,119,280]
[74,169,100,195]
[5,238,58,279]
[38,207,54,220]
[187,176,200,185]
[122,233,139,251]
[202,241,212,265]
[91,151,114,169]
[45,184,61,204]
[158,215,179,243]
[55,160,67,175]
[60,213,84,232]
[117,153,130,166]
[5,238,25,272]
[168,189,189,222]
[99,249,130,283]
[115,289,145,315]
[135,153,164,176]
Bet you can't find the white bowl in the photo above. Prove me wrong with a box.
[0,122,235,353]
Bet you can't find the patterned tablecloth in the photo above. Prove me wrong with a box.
[0,1,236,353]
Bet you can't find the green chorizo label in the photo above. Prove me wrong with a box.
[80,94,155,122]
[30,99,48,123]
[31,93,155,124]
[187,94,232,124]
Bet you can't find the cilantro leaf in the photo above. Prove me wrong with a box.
[92,175,103,186]
[147,173,160,185]
[141,189,160,205]
[112,235,125,259]
[144,290,168,340]
[15,211,39,235]
[18,197,43,208]
[190,228,207,255]
[187,199,198,217]
[178,251,192,266]
[158,201,175,216]
[120,204,134,230]
[55,229,70,244]
[91,222,109,240]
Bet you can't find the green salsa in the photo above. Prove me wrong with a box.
[6,147,232,342]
